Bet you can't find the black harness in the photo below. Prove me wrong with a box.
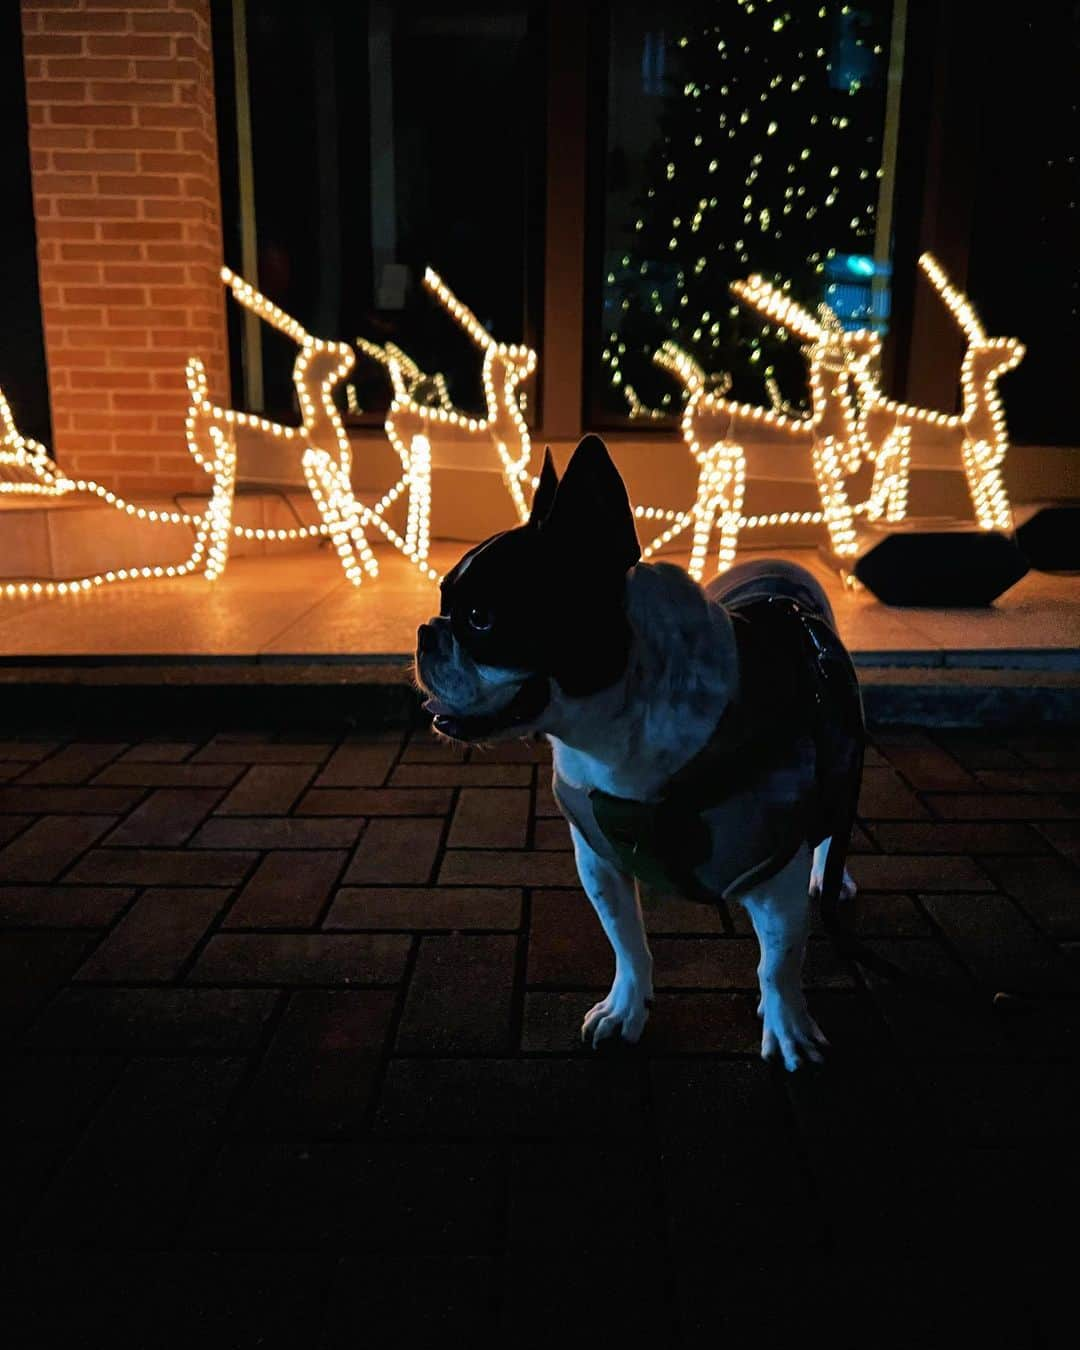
[555,594,864,906]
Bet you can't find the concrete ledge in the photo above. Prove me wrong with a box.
[0,657,1075,732]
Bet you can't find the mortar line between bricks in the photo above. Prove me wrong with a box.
[312,818,373,931]
[44,811,141,890]
[165,989,292,1253]
[524,755,539,851]
[44,882,154,990]
[17,737,132,785]
[170,848,268,984]
[973,854,1080,950]
[359,932,421,1132]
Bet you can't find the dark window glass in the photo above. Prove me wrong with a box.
[967,8,1080,446]
[587,0,897,428]
[1,4,50,445]
[219,0,544,425]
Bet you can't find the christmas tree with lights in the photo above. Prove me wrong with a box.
[602,0,891,419]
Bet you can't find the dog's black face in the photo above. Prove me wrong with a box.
[416,435,641,740]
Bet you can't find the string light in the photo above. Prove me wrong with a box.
[1,267,446,599]
[0,388,69,496]
[852,253,1024,532]
[381,269,537,565]
[635,273,874,577]
[355,338,455,412]
[0,377,237,598]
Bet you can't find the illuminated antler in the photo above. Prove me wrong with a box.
[423,267,496,352]
[653,340,707,393]
[221,266,309,344]
[919,252,986,342]
[730,275,824,343]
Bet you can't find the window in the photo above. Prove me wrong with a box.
[216,0,545,426]
[586,0,898,428]
[966,7,1080,446]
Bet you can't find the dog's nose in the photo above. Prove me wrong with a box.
[417,623,436,654]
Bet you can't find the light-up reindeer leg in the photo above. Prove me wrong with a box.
[404,433,432,565]
[714,441,746,575]
[201,425,237,580]
[688,442,743,582]
[865,424,911,524]
[963,438,1011,532]
[812,433,858,558]
[301,448,378,586]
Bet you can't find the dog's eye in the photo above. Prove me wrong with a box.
[467,606,494,633]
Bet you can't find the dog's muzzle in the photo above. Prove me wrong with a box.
[422,672,550,742]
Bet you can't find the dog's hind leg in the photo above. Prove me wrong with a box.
[569,823,654,1048]
[738,841,829,1072]
[809,836,856,901]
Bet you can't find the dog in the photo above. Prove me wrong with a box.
[415,435,862,1071]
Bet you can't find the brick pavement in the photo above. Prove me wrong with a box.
[1,722,1078,1347]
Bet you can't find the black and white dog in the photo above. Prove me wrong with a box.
[416,435,862,1071]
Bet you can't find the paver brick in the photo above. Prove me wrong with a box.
[439,848,579,888]
[924,792,1077,820]
[74,887,228,982]
[188,933,410,985]
[19,742,126,785]
[67,847,257,886]
[0,885,134,928]
[224,850,347,928]
[94,762,244,788]
[866,821,1047,854]
[391,763,531,788]
[237,989,396,1135]
[848,854,990,891]
[26,987,279,1051]
[189,816,363,850]
[191,743,331,764]
[920,893,1080,994]
[976,854,1080,937]
[325,886,521,931]
[447,788,530,848]
[344,817,444,885]
[295,786,452,816]
[102,787,222,845]
[0,785,144,814]
[314,738,402,787]
[0,815,116,883]
[214,764,315,815]
[396,934,517,1053]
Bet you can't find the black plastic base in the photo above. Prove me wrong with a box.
[821,520,1030,606]
[1014,501,1080,574]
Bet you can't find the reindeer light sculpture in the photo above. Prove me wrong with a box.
[382,268,537,566]
[0,388,68,496]
[213,268,382,586]
[0,379,238,597]
[636,279,875,579]
[851,252,1025,532]
[355,338,455,413]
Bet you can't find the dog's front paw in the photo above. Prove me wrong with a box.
[759,989,829,1072]
[582,976,652,1048]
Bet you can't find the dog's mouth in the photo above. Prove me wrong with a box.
[422,673,550,742]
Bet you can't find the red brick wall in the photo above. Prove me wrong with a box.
[20,0,229,494]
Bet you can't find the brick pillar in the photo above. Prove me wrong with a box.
[20,0,229,494]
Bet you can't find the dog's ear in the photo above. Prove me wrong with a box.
[527,447,558,528]
[541,434,640,571]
